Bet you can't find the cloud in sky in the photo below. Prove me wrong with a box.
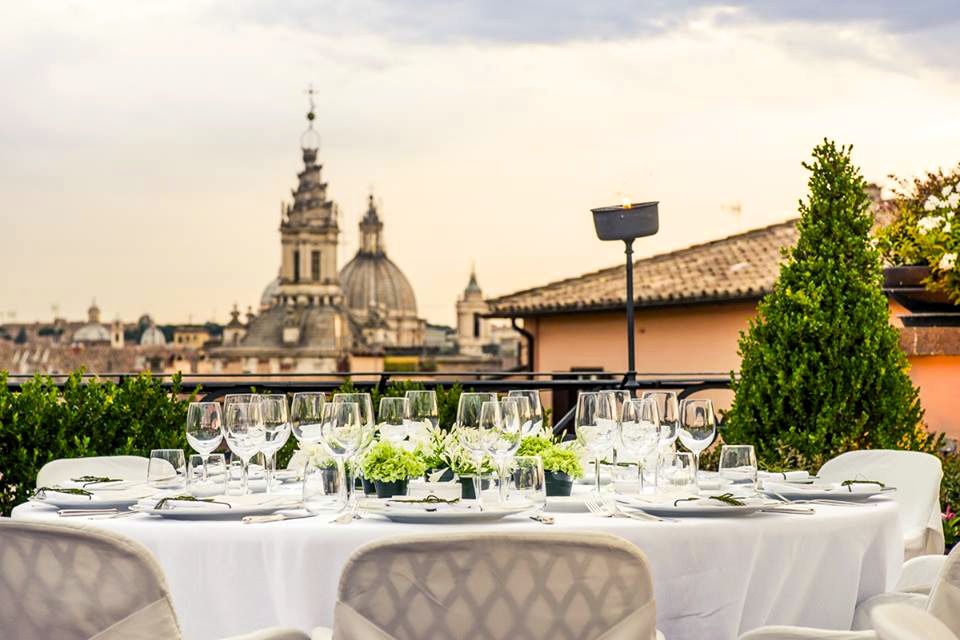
[2,1,960,326]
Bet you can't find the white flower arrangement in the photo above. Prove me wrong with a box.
[287,441,335,471]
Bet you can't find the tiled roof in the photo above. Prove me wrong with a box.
[487,219,799,316]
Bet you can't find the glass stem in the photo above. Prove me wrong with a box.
[265,451,275,494]
[474,457,484,510]
[694,451,701,492]
[336,458,348,510]
[241,458,249,495]
[346,457,356,503]
[595,457,601,495]
[638,461,644,494]
[497,460,507,504]
[201,453,209,482]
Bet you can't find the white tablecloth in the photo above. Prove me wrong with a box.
[12,497,902,640]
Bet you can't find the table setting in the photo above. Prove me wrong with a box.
[13,388,905,640]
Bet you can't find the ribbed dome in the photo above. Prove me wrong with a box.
[73,323,110,343]
[340,254,418,316]
[260,276,281,309]
[139,325,167,346]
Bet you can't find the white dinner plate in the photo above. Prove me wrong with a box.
[30,487,155,510]
[762,481,890,502]
[362,499,531,524]
[615,494,769,517]
[132,495,302,520]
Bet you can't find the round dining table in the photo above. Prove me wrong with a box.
[12,494,902,640]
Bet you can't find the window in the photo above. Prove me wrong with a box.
[311,250,321,281]
[293,250,300,282]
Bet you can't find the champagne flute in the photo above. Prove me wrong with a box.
[290,392,325,444]
[678,398,717,489]
[378,397,409,444]
[259,394,291,494]
[458,400,499,509]
[508,390,543,434]
[223,400,265,495]
[321,401,363,510]
[490,397,523,503]
[332,393,375,500]
[575,391,617,495]
[185,402,223,482]
[619,398,661,493]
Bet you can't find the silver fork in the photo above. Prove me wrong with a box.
[584,494,669,523]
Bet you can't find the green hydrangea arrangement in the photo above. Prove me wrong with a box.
[517,435,552,457]
[517,435,584,478]
[361,441,427,482]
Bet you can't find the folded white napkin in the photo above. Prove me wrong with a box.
[759,470,811,482]
[61,478,142,492]
[406,481,462,500]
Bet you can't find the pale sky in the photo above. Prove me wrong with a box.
[3,1,960,326]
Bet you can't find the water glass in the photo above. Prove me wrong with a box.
[661,452,697,494]
[378,397,409,444]
[677,398,717,487]
[148,449,186,492]
[508,390,544,434]
[619,398,662,492]
[188,453,226,496]
[719,445,758,493]
[575,392,618,494]
[511,455,546,513]
[260,394,291,493]
[290,392,325,443]
[303,464,345,513]
[185,402,223,482]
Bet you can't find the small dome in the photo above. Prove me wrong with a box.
[260,277,281,310]
[73,323,111,343]
[340,255,417,316]
[139,325,167,346]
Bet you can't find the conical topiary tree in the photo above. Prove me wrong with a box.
[723,140,933,470]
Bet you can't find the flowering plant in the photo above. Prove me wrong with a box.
[876,165,960,301]
[361,441,427,482]
[286,442,336,471]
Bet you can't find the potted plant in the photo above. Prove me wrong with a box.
[287,442,339,487]
[360,441,427,498]
[517,435,584,496]
[876,165,960,320]
[446,445,495,500]
[415,424,455,482]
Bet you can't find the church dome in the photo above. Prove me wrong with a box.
[139,324,167,346]
[73,323,111,343]
[260,276,281,310]
[340,254,418,316]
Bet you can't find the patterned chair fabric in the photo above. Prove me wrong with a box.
[332,531,658,640]
[36,456,150,488]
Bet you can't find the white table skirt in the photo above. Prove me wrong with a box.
[12,497,902,640]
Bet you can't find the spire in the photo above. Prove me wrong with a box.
[359,190,385,255]
[465,266,481,295]
[88,298,101,324]
[300,84,321,153]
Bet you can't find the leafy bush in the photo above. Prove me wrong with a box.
[0,370,195,516]
[517,434,583,478]
[724,140,936,471]
[517,435,552,457]
[361,441,426,482]
[941,454,960,549]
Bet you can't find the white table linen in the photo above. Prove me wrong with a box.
[12,497,901,640]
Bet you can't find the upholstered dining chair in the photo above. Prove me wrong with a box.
[0,519,311,640]
[818,450,944,560]
[314,531,662,640]
[872,604,958,640]
[36,455,150,487]
[739,538,960,639]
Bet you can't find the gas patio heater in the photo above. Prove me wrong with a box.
[591,201,660,395]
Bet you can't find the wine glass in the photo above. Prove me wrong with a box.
[259,394,291,494]
[575,392,617,494]
[458,399,499,508]
[378,397,409,444]
[490,398,523,503]
[511,455,546,515]
[719,445,758,494]
[223,400,265,495]
[600,390,632,466]
[619,398,662,493]
[678,398,717,488]
[455,392,498,429]
[507,395,534,441]
[290,392,325,444]
[404,390,438,444]
[321,401,363,509]
[185,402,223,482]
[333,393,375,499]
[642,390,680,481]
[507,390,544,434]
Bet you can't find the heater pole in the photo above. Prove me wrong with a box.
[623,238,638,394]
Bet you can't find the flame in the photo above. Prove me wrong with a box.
[621,198,632,209]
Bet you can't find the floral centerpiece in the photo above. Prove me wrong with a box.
[876,165,960,309]
[517,435,584,496]
[360,441,427,498]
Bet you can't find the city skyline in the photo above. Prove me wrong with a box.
[3,1,960,326]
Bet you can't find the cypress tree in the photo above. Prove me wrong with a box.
[724,140,930,469]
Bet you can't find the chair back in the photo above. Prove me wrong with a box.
[0,519,181,640]
[818,450,944,556]
[332,531,657,640]
[874,603,958,640]
[36,455,149,488]
[927,543,960,635]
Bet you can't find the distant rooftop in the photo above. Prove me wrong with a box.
[486,219,799,316]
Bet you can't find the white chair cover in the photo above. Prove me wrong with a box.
[0,519,311,640]
[36,455,150,487]
[818,450,944,558]
[872,603,958,640]
[926,540,960,635]
[331,532,658,640]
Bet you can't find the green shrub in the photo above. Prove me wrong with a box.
[0,370,195,516]
[361,441,426,482]
[540,445,584,479]
[724,140,936,471]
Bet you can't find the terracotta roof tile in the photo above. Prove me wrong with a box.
[487,219,799,315]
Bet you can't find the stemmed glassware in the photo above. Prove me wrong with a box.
[458,399,499,509]
[378,397,409,445]
[259,395,291,493]
[678,398,717,489]
[507,390,544,435]
[456,392,498,430]
[223,399,265,495]
[320,401,363,509]
[618,398,662,493]
[642,390,680,486]
[290,392,325,444]
[575,391,618,494]
[404,390,438,444]
[490,397,523,503]
[332,393,375,500]
[600,390,632,466]
[185,402,223,482]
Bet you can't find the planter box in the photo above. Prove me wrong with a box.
[884,265,960,313]
[373,479,408,498]
[544,470,573,497]
[457,476,491,500]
